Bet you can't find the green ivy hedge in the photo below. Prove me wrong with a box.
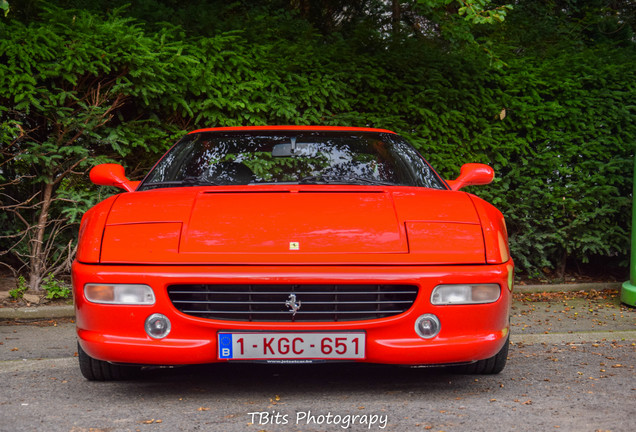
[1,2,634,281]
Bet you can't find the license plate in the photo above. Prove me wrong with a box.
[218,332,365,360]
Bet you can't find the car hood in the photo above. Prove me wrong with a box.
[98,186,487,265]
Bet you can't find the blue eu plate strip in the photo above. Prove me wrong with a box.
[218,333,233,359]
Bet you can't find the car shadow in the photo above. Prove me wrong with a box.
[125,362,480,396]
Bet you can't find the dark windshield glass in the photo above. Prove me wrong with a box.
[139,131,445,190]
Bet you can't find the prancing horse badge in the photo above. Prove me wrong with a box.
[289,241,300,250]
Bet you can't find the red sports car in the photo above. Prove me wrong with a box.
[73,126,513,380]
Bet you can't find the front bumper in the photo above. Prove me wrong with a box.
[73,261,513,366]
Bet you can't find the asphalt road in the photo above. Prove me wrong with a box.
[0,292,634,432]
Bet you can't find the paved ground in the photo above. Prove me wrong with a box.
[0,287,634,432]
[509,289,635,341]
[0,341,634,432]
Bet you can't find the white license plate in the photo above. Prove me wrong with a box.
[218,332,365,360]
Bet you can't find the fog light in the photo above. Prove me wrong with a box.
[415,314,441,339]
[431,284,500,305]
[145,313,171,339]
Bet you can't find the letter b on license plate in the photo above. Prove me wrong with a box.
[218,332,365,360]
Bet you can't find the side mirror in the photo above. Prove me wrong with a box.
[89,164,139,192]
[446,163,494,191]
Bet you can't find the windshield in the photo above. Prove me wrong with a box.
[139,131,445,190]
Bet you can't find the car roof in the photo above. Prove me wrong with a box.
[188,125,397,134]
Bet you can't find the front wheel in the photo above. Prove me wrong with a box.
[77,343,141,381]
[451,335,510,375]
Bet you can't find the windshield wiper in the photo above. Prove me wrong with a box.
[142,176,220,189]
[343,176,397,186]
[298,175,336,184]
[298,175,396,186]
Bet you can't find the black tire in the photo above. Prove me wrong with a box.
[451,335,509,375]
[78,343,141,381]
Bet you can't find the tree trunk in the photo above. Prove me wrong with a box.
[392,0,401,38]
[557,249,567,282]
[28,181,53,292]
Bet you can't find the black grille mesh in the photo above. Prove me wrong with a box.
[167,284,418,322]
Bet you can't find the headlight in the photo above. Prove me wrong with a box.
[431,284,500,305]
[84,284,155,305]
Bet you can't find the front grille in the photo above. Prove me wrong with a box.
[167,284,418,322]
